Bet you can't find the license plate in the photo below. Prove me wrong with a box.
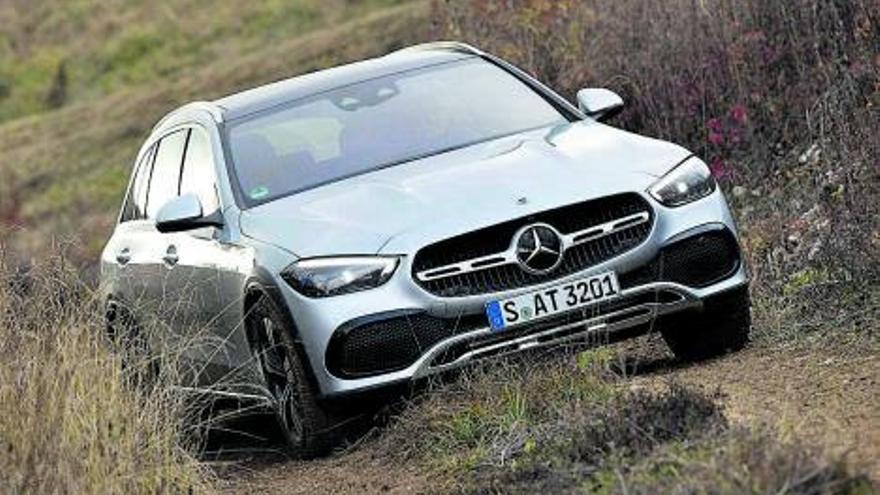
[485,271,620,331]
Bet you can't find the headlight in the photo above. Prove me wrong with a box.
[281,256,400,298]
[648,156,717,207]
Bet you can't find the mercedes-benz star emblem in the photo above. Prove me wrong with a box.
[515,224,564,275]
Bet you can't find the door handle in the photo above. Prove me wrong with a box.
[116,248,131,265]
[163,245,179,266]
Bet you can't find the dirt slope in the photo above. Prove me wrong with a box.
[623,340,880,480]
[215,340,879,494]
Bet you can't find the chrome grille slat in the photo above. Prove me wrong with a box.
[415,210,649,283]
[412,193,655,297]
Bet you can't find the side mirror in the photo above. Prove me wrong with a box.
[576,88,624,121]
[155,193,223,233]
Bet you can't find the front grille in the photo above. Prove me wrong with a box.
[619,228,741,289]
[326,312,485,378]
[413,193,654,297]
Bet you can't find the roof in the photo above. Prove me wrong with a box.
[212,43,483,121]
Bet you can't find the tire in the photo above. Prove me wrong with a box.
[105,300,159,386]
[246,295,342,458]
[660,287,751,362]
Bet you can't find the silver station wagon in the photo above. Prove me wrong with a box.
[101,42,750,457]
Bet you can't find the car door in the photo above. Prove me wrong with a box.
[106,143,156,311]
[117,125,249,388]
[140,128,196,376]
[167,125,249,385]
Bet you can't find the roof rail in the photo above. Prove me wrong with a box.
[152,101,223,132]
[390,41,485,57]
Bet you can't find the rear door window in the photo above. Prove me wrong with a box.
[146,129,189,219]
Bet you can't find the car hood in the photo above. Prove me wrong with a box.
[239,120,691,257]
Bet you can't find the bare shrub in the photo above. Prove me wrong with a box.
[431,0,880,343]
[0,246,211,494]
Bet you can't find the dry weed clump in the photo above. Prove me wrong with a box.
[432,0,880,344]
[376,353,617,469]
[0,248,211,494]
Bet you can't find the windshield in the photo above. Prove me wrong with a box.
[227,58,569,207]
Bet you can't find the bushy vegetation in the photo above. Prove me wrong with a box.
[431,0,879,345]
[0,248,211,494]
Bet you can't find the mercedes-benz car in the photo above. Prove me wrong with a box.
[101,42,750,457]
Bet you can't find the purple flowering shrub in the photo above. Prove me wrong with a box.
[432,0,879,340]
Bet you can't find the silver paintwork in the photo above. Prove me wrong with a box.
[100,43,748,401]
[577,88,625,119]
[155,193,203,228]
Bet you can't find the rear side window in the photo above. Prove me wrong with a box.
[180,128,219,214]
[121,144,156,222]
[146,129,189,219]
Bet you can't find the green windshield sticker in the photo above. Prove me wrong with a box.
[250,186,270,199]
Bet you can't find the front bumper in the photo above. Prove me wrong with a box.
[277,189,748,397]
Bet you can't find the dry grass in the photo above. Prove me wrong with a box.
[0,247,212,494]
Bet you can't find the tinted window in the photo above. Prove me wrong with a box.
[180,127,219,213]
[228,58,567,206]
[121,144,156,222]
[146,129,188,219]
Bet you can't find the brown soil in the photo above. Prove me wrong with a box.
[216,339,879,494]
[216,448,429,495]
[620,339,880,480]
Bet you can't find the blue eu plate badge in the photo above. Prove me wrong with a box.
[485,300,506,331]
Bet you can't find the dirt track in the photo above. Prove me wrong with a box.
[622,339,880,480]
[216,339,879,494]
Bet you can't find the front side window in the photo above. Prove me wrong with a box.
[146,129,189,219]
[180,127,220,214]
[121,144,156,222]
[227,58,568,207]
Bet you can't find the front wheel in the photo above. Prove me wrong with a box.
[105,300,159,386]
[246,296,342,458]
[660,287,751,362]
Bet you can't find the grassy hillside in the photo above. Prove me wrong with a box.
[0,0,877,493]
[0,0,408,123]
[0,254,212,493]
[0,0,428,261]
